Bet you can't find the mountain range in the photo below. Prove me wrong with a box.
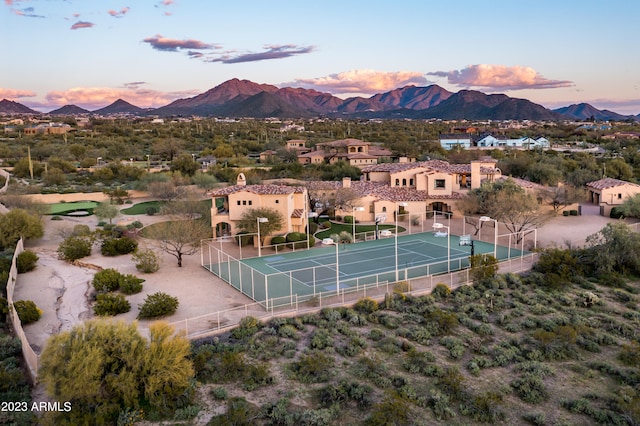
[1,79,638,121]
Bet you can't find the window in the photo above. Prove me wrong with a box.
[382,206,387,213]
[618,193,622,199]
[237,201,241,206]
[248,200,253,205]
[435,179,446,189]
[409,178,414,186]
[395,178,400,186]
[402,178,407,186]
[242,200,247,205]
[275,199,279,204]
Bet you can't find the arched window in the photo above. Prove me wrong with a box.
[382,206,387,213]
[402,178,407,186]
[409,178,414,186]
[395,178,400,186]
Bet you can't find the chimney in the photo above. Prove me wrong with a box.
[470,161,481,189]
[237,173,247,186]
[342,176,351,188]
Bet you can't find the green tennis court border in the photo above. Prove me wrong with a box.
[203,230,528,308]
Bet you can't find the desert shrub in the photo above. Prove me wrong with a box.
[146,206,159,215]
[210,387,228,400]
[232,316,261,340]
[425,308,459,335]
[310,329,334,350]
[131,248,160,273]
[119,274,144,295]
[531,248,581,289]
[403,348,437,375]
[92,268,122,293]
[354,297,379,314]
[288,350,334,383]
[13,300,42,324]
[438,366,466,399]
[432,283,451,300]
[618,341,640,366]
[470,254,499,283]
[100,236,138,256]
[366,391,412,426]
[131,221,143,229]
[57,235,92,261]
[93,293,131,316]
[464,391,505,423]
[318,380,373,409]
[16,250,38,273]
[72,224,91,236]
[429,389,456,420]
[440,336,466,360]
[0,335,21,359]
[368,328,385,342]
[511,374,548,404]
[137,292,179,319]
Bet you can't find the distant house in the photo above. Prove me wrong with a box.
[439,133,472,150]
[586,177,640,216]
[474,135,549,149]
[297,138,392,165]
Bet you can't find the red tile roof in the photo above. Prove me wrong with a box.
[586,177,640,190]
[209,184,306,196]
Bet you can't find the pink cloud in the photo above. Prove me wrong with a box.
[70,21,95,30]
[286,70,429,94]
[108,6,130,18]
[0,88,37,99]
[143,34,217,51]
[162,0,173,4]
[429,64,573,90]
[44,86,199,110]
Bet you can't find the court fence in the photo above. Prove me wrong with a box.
[172,252,539,339]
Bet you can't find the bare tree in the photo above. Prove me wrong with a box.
[146,202,211,267]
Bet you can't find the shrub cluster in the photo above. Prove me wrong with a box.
[16,250,38,273]
[92,268,144,294]
[137,292,179,319]
[94,293,131,316]
[100,236,138,256]
[13,300,42,324]
[131,248,160,273]
[57,235,92,261]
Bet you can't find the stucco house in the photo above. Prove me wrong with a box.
[209,173,309,240]
[297,138,392,165]
[586,177,640,216]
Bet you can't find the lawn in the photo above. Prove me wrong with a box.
[120,201,166,215]
[315,220,405,239]
[121,199,212,215]
[46,201,99,215]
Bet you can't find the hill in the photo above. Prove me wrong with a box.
[92,98,144,115]
[0,99,40,114]
[49,104,91,115]
[554,103,634,121]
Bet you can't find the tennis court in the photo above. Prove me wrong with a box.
[203,230,526,306]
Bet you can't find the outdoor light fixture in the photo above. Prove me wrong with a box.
[433,222,451,272]
[352,206,364,242]
[395,202,408,282]
[325,239,340,295]
[256,217,268,257]
[479,216,498,258]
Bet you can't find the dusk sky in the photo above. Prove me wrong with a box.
[3,0,640,114]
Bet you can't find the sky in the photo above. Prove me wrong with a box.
[2,0,640,114]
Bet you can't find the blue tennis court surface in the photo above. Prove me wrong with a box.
[203,230,527,306]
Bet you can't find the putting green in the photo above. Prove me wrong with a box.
[47,201,99,215]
